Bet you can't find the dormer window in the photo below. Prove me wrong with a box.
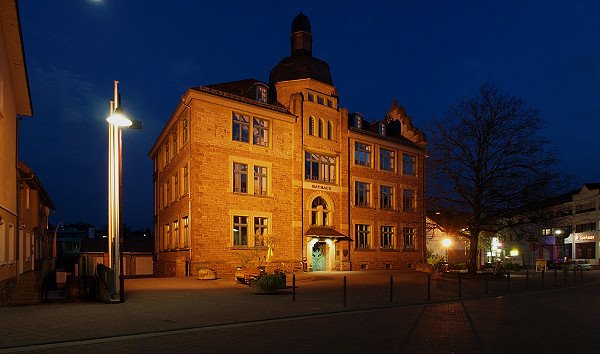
[256,85,268,103]
[378,122,386,136]
[307,93,314,102]
[354,113,363,129]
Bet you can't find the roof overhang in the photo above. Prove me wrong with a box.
[305,227,352,242]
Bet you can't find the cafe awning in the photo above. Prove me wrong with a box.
[305,226,352,242]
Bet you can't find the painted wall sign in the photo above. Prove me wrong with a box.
[303,181,340,193]
[576,235,596,241]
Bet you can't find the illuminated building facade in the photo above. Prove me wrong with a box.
[149,13,427,276]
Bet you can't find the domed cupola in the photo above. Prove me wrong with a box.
[270,13,334,89]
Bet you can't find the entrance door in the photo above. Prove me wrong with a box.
[312,242,326,271]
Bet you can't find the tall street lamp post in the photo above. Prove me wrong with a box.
[442,238,452,262]
[106,80,132,303]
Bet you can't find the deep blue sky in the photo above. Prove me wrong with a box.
[17,1,600,230]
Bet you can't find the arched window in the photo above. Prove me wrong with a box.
[309,117,314,135]
[327,121,333,140]
[311,197,330,226]
[318,119,324,138]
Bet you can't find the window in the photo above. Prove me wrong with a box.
[327,121,332,140]
[311,197,330,226]
[254,217,268,246]
[256,86,268,102]
[403,189,415,212]
[380,185,393,210]
[403,227,415,250]
[164,224,170,250]
[380,148,395,172]
[233,216,248,246]
[541,228,552,236]
[173,172,179,200]
[25,188,30,210]
[355,181,370,207]
[166,180,171,205]
[233,163,248,193]
[173,220,179,248]
[403,154,416,176]
[354,114,363,129]
[354,142,372,167]
[172,130,178,156]
[162,182,167,208]
[182,117,188,144]
[253,117,269,147]
[232,112,250,142]
[183,165,189,194]
[327,99,333,107]
[317,96,324,105]
[0,224,5,263]
[576,201,596,214]
[254,166,268,196]
[576,222,597,233]
[164,143,170,164]
[309,117,314,135]
[381,226,394,249]
[305,153,336,183]
[378,122,386,136]
[318,119,324,138]
[183,216,190,248]
[307,93,314,102]
[355,224,371,249]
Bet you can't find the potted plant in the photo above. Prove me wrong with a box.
[251,273,284,294]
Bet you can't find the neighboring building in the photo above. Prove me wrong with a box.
[17,161,55,274]
[79,238,154,277]
[498,184,600,267]
[0,0,34,305]
[426,212,468,265]
[149,13,427,276]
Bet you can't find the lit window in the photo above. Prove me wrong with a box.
[403,227,415,250]
[355,181,370,207]
[380,185,393,210]
[253,117,269,147]
[311,197,330,226]
[380,148,395,172]
[309,117,314,135]
[254,166,268,196]
[403,154,416,176]
[381,226,394,249]
[254,217,268,246]
[233,163,248,193]
[541,228,552,236]
[305,152,336,183]
[232,112,250,142]
[355,142,372,167]
[403,189,415,212]
[233,216,248,246]
[355,224,371,249]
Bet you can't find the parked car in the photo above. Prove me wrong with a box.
[563,260,592,271]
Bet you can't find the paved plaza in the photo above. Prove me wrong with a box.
[1,270,599,353]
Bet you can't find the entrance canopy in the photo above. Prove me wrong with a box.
[305,226,352,242]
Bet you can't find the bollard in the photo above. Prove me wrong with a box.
[506,272,511,292]
[484,273,488,294]
[554,269,557,287]
[541,270,545,288]
[525,269,529,289]
[292,274,296,302]
[390,275,394,304]
[458,273,462,298]
[343,276,347,308]
[427,274,431,301]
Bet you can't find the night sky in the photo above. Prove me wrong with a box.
[17,1,600,231]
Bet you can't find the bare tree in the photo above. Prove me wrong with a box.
[429,84,562,274]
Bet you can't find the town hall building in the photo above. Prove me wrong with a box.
[149,13,427,276]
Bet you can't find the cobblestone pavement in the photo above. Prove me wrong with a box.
[1,270,599,353]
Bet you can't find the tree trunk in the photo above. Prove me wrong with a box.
[468,233,479,274]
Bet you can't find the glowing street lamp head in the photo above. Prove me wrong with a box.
[442,238,452,247]
[106,107,132,127]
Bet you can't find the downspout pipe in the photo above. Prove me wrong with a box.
[347,134,351,271]
[16,115,23,278]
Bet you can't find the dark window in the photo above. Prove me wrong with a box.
[402,154,416,175]
[403,189,415,212]
[381,226,394,249]
[254,166,267,196]
[355,224,371,249]
[318,119,324,138]
[254,217,268,246]
[327,121,333,140]
[355,181,370,207]
[252,117,269,147]
[232,113,250,142]
[233,216,248,246]
[307,93,314,102]
[305,152,336,183]
[380,148,395,172]
[233,163,248,193]
[380,185,393,210]
[403,227,415,250]
[317,96,324,105]
[355,142,372,167]
[309,117,314,135]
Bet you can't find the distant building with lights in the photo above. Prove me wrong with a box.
[149,13,427,276]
